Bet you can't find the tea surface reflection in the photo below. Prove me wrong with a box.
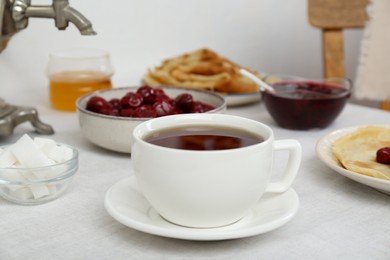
[145,126,264,150]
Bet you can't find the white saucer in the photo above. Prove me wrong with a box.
[104,176,299,241]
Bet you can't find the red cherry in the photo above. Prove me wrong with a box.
[108,108,119,116]
[172,108,181,114]
[137,85,156,104]
[120,93,144,108]
[109,98,121,109]
[201,102,215,112]
[120,95,131,109]
[86,87,215,118]
[86,96,110,113]
[98,103,114,115]
[174,93,193,113]
[154,88,167,97]
[132,105,157,118]
[119,108,134,117]
[191,101,206,113]
[376,147,390,164]
[155,94,171,103]
[190,101,214,113]
[153,100,175,117]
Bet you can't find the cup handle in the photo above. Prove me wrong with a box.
[265,139,301,193]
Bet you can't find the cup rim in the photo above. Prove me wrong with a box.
[132,114,273,152]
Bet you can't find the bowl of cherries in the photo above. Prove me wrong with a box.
[76,85,226,153]
[262,75,352,130]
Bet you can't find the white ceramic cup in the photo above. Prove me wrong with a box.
[132,114,301,228]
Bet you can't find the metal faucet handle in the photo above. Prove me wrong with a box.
[0,98,55,137]
[11,0,96,35]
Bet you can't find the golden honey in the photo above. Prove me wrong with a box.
[49,70,112,111]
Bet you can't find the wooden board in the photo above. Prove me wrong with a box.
[322,29,345,78]
[308,0,369,77]
[308,0,369,28]
[308,0,390,111]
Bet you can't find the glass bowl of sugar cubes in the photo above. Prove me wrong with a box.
[0,134,78,205]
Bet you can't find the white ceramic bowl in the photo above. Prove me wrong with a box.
[0,144,78,205]
[76,86,227,153]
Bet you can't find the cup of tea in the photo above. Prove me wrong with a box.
[46,48,114,111]
[131,114,301,228]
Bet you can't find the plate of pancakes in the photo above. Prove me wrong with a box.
[143,48,262,106]
[316,125,390,195]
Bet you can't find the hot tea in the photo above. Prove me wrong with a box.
[145,126,264,150]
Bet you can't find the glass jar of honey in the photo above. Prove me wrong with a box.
[46,48,114,111]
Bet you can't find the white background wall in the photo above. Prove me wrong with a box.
[0,0,363,107]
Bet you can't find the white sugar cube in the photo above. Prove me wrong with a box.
[1,135,75,202]
[34,137,73,163]
[23,156,56,169]
[58,145,73,162]
[21,170,40,181]
[7,183,25,192]
[10,186,34,200]
[0,148,17,168]
[29,184,50,199]
[34,137,56,149]
[12,160,23,167]
[10,134,54,168]
[43,143,69,163]
[45,164,69,178]
[35,137,58,162]
[47,184,57,194]
[1,169,27,183]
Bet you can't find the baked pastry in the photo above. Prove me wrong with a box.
[143,48,262,94]
[332,126,390,180]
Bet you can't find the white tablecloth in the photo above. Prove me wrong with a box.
[1,99,389,260]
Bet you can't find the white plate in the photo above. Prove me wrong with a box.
[146,61,262,107]
[316,125,390,195]
[104,176,299,241]
[224,92,261,106]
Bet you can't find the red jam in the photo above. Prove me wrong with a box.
[263,81,350,130]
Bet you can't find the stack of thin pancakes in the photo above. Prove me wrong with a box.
[332,126,390,180]
[143,48,262,94]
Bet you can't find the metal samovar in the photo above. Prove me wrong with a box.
[0,0,95,136]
